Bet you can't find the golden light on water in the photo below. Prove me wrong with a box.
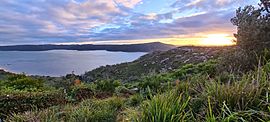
[198,34,236,46]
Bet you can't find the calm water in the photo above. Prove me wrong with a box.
[0,50,146,76]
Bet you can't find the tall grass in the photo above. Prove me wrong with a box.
[134,90,191,122]
[201,62,270,121]
[130,61,270,122]
[7,97,125,122]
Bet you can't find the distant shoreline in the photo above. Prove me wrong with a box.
[0,49,148,53]
[0,42,176,52]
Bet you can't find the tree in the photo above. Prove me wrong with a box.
[231,3,270,53]
[260,0,270,13]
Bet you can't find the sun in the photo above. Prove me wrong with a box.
[199,34,236,46]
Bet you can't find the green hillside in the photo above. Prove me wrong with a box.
[82,46,233,82]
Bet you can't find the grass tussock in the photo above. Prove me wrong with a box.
[137,90,191,122]
[6,97,125,122]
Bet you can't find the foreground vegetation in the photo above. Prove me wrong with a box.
[1,57,270,121]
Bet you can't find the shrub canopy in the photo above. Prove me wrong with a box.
[231,3,270,53]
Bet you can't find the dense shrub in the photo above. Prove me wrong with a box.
[48,78,73,89]
[172,60,217,80]
[138,76,163,92]
[0,90,66,119]
[69,84,95,102]
[96,80,121,92]
[217,48,258,73]
[3,74,44,91]
[228,3,270,73]
[231,5,270,53]
[218,48,270,75]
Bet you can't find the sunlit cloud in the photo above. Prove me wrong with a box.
[0,0,258,46]
[199,34,235,46]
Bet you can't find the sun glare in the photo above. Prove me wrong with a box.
[199,34,236,46]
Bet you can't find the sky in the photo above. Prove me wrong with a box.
[0,0,258,46]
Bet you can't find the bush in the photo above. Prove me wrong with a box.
[231,5,270,53]
[138,74,172,93]
[0,90,66,119]
[96,80,121,92]
[3,74,44,91]
[172,60,217,80]
[217,48,258,73]
[69,84,95,101]
[138,76,162,92]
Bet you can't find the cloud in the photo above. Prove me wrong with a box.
[115,0,142,8]
[0,0,132,44]
[0,0,258,45]
[87,10,235,41]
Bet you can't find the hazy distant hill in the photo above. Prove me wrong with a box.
[0,42,175,52]
[82,46,234,82]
